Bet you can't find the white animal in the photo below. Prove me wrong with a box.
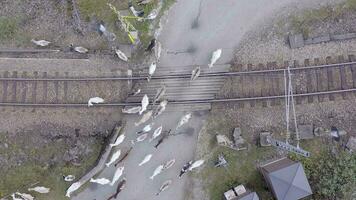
[138,123,153,134]
[148,62,156,81]
[150,165,164,180]
[156,180,172,196]
[110,134,125,147]
[191,66,201,81]
[135,110,153,126]
[31,39,50,47]
[153,86,166,105]
[129,4,142,17]
[64,175,76,182]
[106,150,121,167]
[137,0,152,5]
[132,88,141,96]
[176,113,192,130]
[136,133,148,142]
[139,154,152,166]
[153,100,168,118]
[88,97,104,107]
[11,193,23,200]
[28,186,50,194]
[110,166,124,186]
[90,178,111,185]
[139,94,149,115]
[115,49,128,62]
[146,9,158,20]
[99,24,107,33]
[188,159,205,171]
[74,46,88,53]
[66,182,82,197]
[209,49,222,68]
[155,41,162,61]
[122,106,141,114]
[163,159,175,170]
[149,126,162,142]
[15,192,34,200]
[99,24,116,41]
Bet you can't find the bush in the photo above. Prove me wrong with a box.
[290,150,356,199]
[0,17,18,40]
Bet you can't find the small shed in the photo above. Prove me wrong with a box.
[260,157,312,200]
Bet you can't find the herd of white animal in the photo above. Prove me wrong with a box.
[17,36,222,199]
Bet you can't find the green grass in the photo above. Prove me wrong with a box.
[346,0,356,10]
[0,139,103,199]
[199,109,350,200]
[199,146,276,200]
[77,0,176,47]
[0,16,18,41]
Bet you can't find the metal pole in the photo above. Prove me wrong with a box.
[288,67,300,148]
[284,69,290,143]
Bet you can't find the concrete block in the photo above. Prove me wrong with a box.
[289,34,304,49]
[305,34,330,45]
[260,132,271,147]
[224,189,237,200]
[346,136,356,152]
[299,124,314,140]
[331,33,356,40]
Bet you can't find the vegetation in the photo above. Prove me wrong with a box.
[199,146,276,200]
[346,0,356,10]
[77,0,176,47]
[290,148,356,199]
[0,138,103,199]
[197,113,277,200]
[0,16,18,41]
[199,108,356,200]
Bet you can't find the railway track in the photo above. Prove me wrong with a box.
[0,48,118,59]
[0,55,355,109]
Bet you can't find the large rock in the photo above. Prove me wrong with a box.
[346,136,356,152]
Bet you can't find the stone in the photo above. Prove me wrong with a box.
[331,33,356,40]
[216,134,233,147]
[299,124,314,140]
[313,127,327,136]
[289,34,304,49]
[260,132,272,147]
[234,185,247,196]
[346,136,356,152]
[233,128,248,150]
[224,189,237,200]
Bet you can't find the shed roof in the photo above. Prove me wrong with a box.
[263,159,312,200]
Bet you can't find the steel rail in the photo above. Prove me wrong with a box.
[0,61,355,81]
[0,49,61,53]
[0,88,354,107]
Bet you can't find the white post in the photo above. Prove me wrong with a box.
[284,69,290,144]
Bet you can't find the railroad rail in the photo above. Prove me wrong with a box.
[0,55,354,108]
[0,48,115,59]
[0,88,354,107]
[0,60,355,81]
